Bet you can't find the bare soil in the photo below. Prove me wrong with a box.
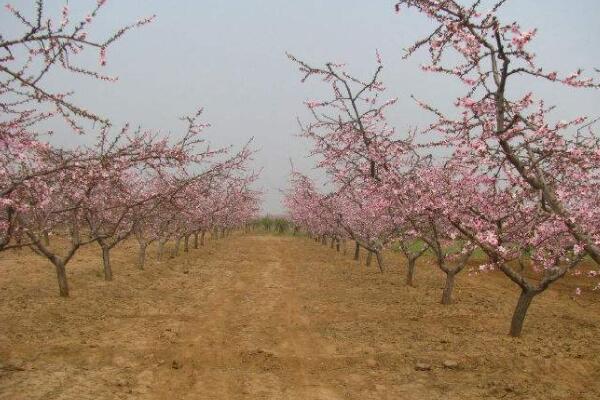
[1,234,599,399]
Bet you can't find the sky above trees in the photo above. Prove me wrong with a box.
[3,0,599,212]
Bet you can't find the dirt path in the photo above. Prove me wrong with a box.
[2,234,600,399]
[149,235,340,399]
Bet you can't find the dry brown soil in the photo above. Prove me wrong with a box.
[1,234,600,399]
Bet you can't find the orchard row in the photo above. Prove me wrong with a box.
[284,1,600,337]
[0,1,260,296]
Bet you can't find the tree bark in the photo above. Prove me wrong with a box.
[42,231,50,246]
[441,271,456,305]
[193,232,199,249]
[53,259,69,297]
[354,242,360,261]
[406,258,416,287]
[509,289,537,337]
[138,243,148,270]
[375,251,385,273]
[101,245,113,281]
[157,239,166,261]
[171,237,182,257]
[184,235,189,252]
[336,239,340,252]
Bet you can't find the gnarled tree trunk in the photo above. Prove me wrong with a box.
[375,251,385,273]
[509,289,537,337]
[53,258,69,297]
[441,271,456,305]
[42,231,50,246]
[101,245,113,281]
[171,237,182,258]
[138,242,148,270]
[157,238,167,261]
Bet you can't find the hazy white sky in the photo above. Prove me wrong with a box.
[3,1,600,213]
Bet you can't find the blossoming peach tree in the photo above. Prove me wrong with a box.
[394,0,600,336]
[286,1,600,337]
[1,2,260,297]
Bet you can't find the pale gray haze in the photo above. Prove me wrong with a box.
[3,1,600,213]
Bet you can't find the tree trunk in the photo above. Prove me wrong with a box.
[157,239,166,261]
[171,237,182,257]
[15,233,23,250]
[375,251,385,273]
[201,230,206,246]
[509,289,537,337]
[354,242,360,261]
[193,232,199,249]
[53,259,69,297]
[42,231,50,246]
[184,235,190,252]
[138,243,147,270]
[101,245,113,281]
[336,239,340,252]
[406,258,416,287]
[330,237,335,249]
[441,271,456,305]
[366,251,373,266]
